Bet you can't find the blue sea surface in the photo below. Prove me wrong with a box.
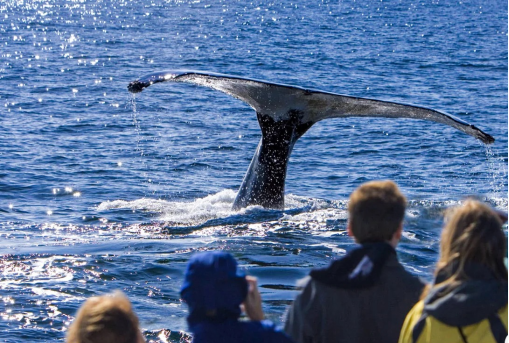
[0,0,507,342]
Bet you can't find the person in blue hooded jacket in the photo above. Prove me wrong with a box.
[180,251,294,343]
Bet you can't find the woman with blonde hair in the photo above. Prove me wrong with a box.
[399,200,507,343]
[66,291,145,343]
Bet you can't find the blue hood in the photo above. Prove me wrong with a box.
[180,251,248,324]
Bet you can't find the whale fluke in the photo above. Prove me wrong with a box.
[128,70,495,209]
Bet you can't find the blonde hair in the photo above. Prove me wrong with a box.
[348,180,406,243]
[66,291,142,343]
[422,199,507,299]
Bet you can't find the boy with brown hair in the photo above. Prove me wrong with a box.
[66,291,145,343]
[284,180,424,343]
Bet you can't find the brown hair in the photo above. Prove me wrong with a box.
[422,199,507,299]
[348,180,406,243]
[66,291,143,343]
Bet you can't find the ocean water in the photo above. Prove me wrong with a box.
[0,0,507,342]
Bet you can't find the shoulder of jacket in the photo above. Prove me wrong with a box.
[296,275,312,289]
[385,257,425,286]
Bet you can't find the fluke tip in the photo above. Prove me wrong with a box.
[128,80,146,93]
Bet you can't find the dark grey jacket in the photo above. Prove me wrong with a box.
[284,253,424,343]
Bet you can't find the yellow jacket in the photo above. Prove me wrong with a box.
[399,264,508,343]
[399,301,507,343]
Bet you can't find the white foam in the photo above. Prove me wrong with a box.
[31,287,79,300]
[98,189,239,225]
[97,190,341,226]
[96,190,507,231]
[402,231,419,241]
[490,196,508,211]
[284,208,348,223]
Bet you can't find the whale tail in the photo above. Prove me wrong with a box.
[128,70,494,210]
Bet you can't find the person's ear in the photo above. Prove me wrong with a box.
[392,223,403,241]
[347,223,354,237]
[388,223,403,248]
[396,223,403,238]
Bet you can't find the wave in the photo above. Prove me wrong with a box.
[97,189,238,225]
[97,189,338,226]
[96,190,507,229]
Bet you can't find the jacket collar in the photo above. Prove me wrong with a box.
[310,242,396,289]
[424,263,508,327]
